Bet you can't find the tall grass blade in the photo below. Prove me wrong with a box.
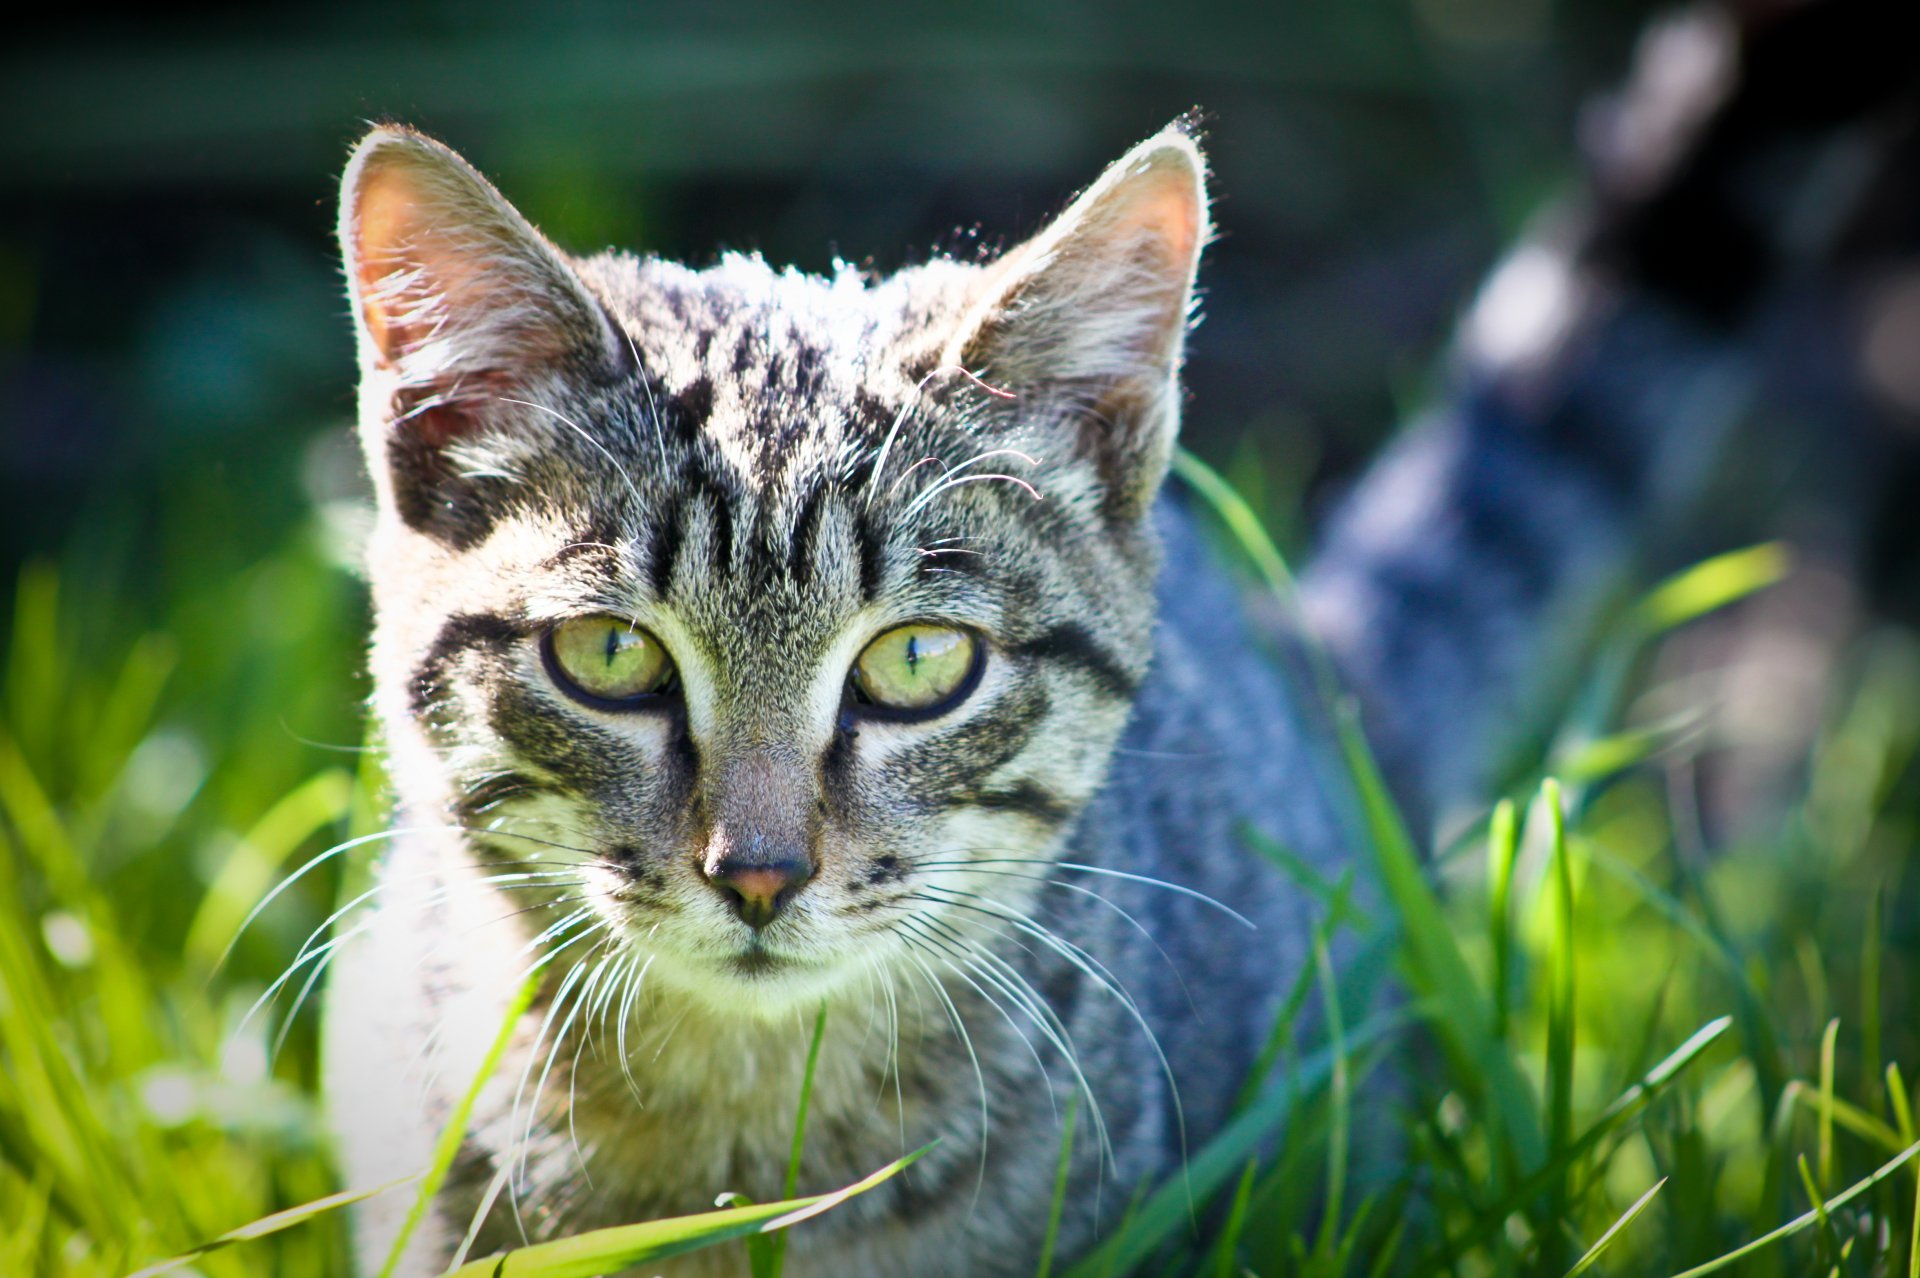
[1171,448,1295,597]
[1632,543,1790,636]
[1311,927,1350,1266]
[441,1145,932,1278]
[1059,1012,1405,1278]
[758,1001,829,1278]
[1211,1160,1257,1278]
[1564,1177,1664,1278]
[1543,778,1575,1273]
[1818,1019,1839,1190]
[127,1178,415,1278]
[1487,798,1518,1041]
[1669,1139,1920,1277]
[1333,705,1545,1168]
[1035,1093,1079,1278]
[1410,1017,1731,1271]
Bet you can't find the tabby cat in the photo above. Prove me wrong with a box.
[324,8,1848,1269]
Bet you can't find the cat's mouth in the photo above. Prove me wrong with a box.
[725,947,787,978]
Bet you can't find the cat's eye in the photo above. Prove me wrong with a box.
[544,616,677,706]
[849,624,981,717]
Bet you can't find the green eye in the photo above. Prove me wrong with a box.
[850,624,980,715]
[545,616,676,704]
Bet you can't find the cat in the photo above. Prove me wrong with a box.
[325,118,1359,1278]
[321,5,1893,1272]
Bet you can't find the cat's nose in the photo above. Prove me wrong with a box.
[703,849,813,929]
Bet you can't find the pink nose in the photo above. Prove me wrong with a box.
[703,856,812,929]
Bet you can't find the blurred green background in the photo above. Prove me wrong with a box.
[2,0,1675,573]
[8,2,1920,1275]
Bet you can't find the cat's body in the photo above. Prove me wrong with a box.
[323,6,1892,1272]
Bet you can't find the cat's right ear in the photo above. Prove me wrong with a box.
[941,123,1209,525]
[339,126,625,463]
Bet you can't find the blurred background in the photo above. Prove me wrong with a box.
[6,2,1920,1273]
[2,0,1688,570]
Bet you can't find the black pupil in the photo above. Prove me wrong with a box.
[603,625,619,668]
[905,634,919,674]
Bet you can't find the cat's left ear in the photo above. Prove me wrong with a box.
[945,123,1209,522]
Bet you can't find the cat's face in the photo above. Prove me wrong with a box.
[340,126,1207,1015]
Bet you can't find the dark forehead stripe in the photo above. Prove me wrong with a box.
[705,483,736,577]
[787,482,830,585]
[855,509,888,602]
[411,612,530,718]
[1006,623,1140,700]
[646,491,684,597]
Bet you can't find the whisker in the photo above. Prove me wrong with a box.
[915,855,1255,929]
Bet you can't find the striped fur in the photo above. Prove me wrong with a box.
[328,123,1311,1277]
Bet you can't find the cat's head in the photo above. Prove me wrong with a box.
[339,123,1208,1015]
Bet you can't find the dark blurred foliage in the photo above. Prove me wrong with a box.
[1,0,1675,581]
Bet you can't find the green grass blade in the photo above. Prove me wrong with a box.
[1817,1020,1840,1191]
[1669,1139,1920,1277]
[1890,1063,1916,1147]
[1544,778,1575,1273]
[1333,704,1545,1169]
[126,1178,415,1278]
[442,1145,932,1278]
[1171,447,1296,597]
[1784,1080,1906,1155]
[1633,543,1790,636]
[185,767,354,972]
[1311,927,1350,1266]
[1487,798,1518,1041]
[377,967,543,1278]
[1410,1017,1731,1271]
[1060,1011,1407,1278]
[1863,886,1884,1107]
[1908,1153,1918,1278]
[1210,1160,1258,1278]
[1563,1177,1665,1278]
[759,1001,829,1278]
[1035,1092,1079,1278]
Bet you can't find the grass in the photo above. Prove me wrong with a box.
[1,446,1917,1277]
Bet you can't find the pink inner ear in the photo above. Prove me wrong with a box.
[396,399,475,448]
[351,160,441,368]
[350,150,554,374]
[1107,164,1204,276]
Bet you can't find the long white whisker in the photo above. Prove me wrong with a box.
[897,945,991,1201]
[917,855,1255,929]
[918,888,1177,1180]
